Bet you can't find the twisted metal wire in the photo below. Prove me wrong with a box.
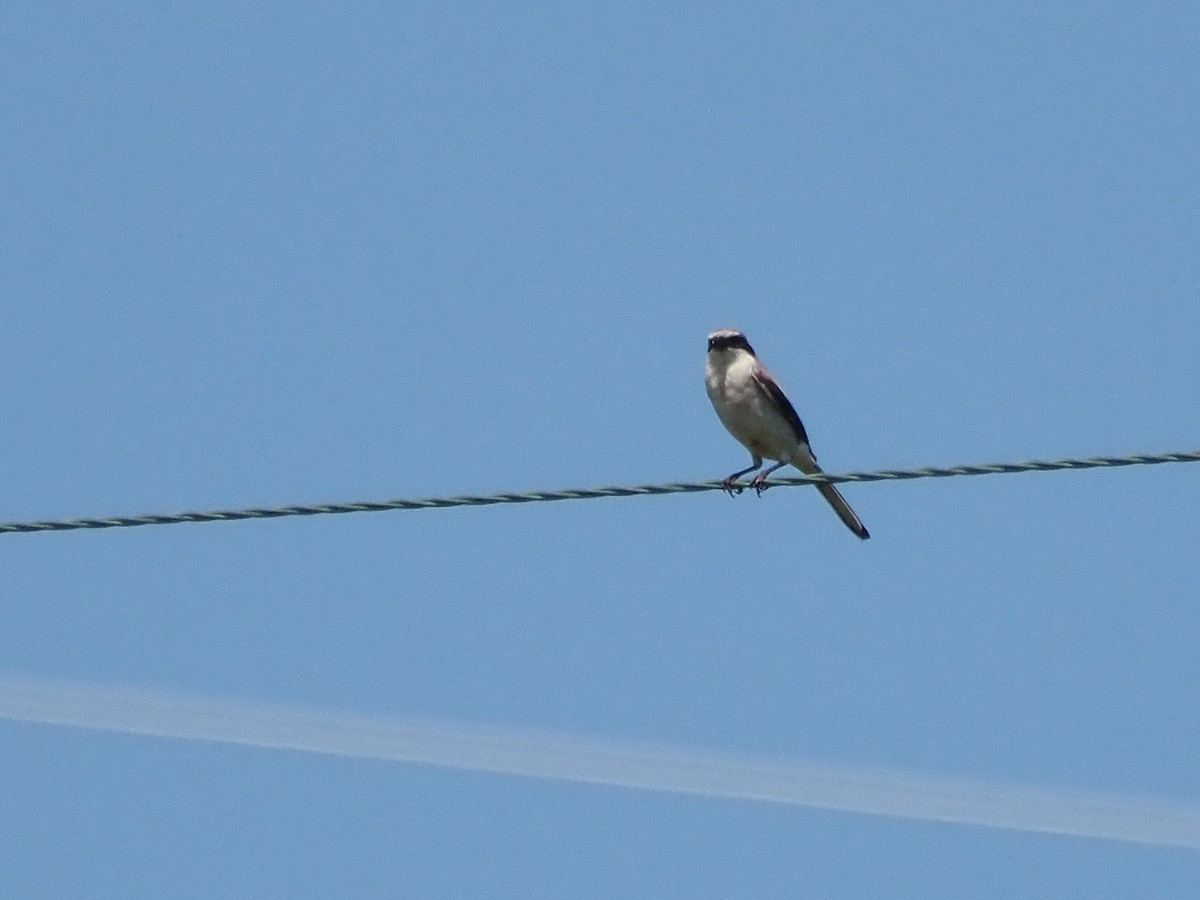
[1,450,1196,537]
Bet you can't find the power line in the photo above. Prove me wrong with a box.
[1,449,1196,538]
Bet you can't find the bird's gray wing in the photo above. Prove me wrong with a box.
[751,362,813,450]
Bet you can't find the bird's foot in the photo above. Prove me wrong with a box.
[721,478,744,496]
[752,474,771,497]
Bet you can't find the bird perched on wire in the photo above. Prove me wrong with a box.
[704,329,870,540]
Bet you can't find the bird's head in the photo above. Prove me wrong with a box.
[706,329,756,356]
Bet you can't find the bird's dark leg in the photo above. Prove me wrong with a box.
[722,457,762,496]
[752,460,790,496]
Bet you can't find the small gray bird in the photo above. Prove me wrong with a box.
[705,329,870,540]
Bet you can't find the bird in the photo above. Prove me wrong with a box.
[705,328,870,540]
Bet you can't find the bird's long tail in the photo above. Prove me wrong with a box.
[815,480,870,541]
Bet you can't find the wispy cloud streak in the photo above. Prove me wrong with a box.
[0,674,1196,850]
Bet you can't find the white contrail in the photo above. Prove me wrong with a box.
[0,673,1196,851]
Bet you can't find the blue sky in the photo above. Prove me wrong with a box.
[3,2,1199,896]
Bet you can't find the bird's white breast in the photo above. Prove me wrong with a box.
[705,350,801,462]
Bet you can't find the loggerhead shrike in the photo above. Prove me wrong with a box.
[705,329,870,540]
